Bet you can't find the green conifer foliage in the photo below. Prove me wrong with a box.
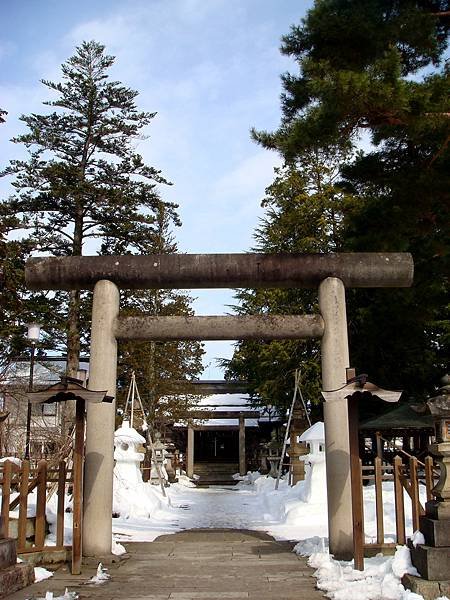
[225,149,353,412]
[1,41,179,375]
[234,0,449,402]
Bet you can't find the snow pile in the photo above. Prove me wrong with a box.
[113,423,167,519]
[86,563,110,585]
[411,530,425,548]
[307,545,421,600]
[233,456,328,540]
[34,590,78,600]
[111,539,126,556]
[34,566,53,582]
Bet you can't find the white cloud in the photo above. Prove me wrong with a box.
[2,0,308,377]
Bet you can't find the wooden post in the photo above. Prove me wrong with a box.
[347,394,364,570]
[18,460,29,551]
[425,456,434,502]
[35,460,47,548]
[187,426,194,478]
[374,457,384,545]
[1,461,12,538]
[239,414,246,477]
[409,457,421,530]
[376,432,383,459]
[56,461,66,548]
[393,456,406,545]
[72,398,85,575]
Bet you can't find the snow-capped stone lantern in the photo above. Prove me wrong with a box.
[114,420,146,487]
[299,422,325,458]
[295,421,327,505]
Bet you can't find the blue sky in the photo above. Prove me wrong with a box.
[1,0,312,377]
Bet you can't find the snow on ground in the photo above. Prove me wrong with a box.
[109,463,437,600]
[0,431,439,600]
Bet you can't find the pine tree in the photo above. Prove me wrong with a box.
[224,149,353,413]
[1,41,179,376]
[117,203,204,430]
[249,1,449,397]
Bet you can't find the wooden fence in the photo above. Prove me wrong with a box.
[352,454,437,568]
[0,459,79,568]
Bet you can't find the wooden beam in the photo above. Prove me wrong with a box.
[188,410,260,419]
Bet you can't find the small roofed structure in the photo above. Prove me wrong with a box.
[299,421,325,457]
[27,375,112,405]
[360,402,434,461]
[26,375,112,575]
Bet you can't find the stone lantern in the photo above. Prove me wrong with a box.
[258,442,269,474]
[405,375,450,596]
[150,431,168,485]
[265,430,282,478]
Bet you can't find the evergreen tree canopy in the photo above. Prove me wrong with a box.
[1,41,179,375]
[232,0,449,405]
[225,150,353,412]
[254,0,450,157]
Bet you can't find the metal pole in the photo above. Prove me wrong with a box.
[24,343,35,460]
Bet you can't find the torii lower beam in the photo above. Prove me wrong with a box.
[114,315,324,340]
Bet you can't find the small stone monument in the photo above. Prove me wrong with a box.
[150,432,168,485]
[404,375,450,598]
[163,442,177,483]
[258,442,269,474]
[265,431,282,478]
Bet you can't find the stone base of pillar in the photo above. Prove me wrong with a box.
[402,573,450,600]
[408,540,450,581]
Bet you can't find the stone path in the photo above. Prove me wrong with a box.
[8,530,324,599]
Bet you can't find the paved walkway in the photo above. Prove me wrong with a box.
[9,530,324,599]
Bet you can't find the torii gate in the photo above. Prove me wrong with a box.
[26,252,413,560]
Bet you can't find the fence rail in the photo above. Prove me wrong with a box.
[354,454,437,563]
[0,459,73,557]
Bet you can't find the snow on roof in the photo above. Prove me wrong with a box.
[299,421,325,442]
[191,418,259,427]
[197,393,253,409]
[3,359,89,386]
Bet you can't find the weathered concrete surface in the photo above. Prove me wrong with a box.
[0,563,34,598]
[319,277,353,561]
[26,252,414,291]
[115,314,325,341]
[7,530,324,599]
[83,280,120,557]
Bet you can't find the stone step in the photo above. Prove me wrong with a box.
[0,539,17,570]
[0,562,34,598]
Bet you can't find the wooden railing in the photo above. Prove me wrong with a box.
[352,454,437,565]
[0,459,73,559]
